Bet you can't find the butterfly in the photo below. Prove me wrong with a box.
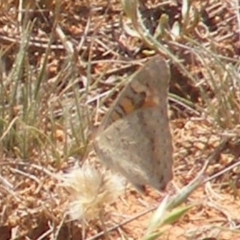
[93,56,173,192]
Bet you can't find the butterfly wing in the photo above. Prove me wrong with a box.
[93,56,173,191]
[97,55,170,131]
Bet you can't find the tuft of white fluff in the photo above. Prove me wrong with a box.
[61,163,125,222]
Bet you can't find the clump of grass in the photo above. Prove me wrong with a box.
[0,19,91,164]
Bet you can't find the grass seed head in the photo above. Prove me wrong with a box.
[61,163,124,222]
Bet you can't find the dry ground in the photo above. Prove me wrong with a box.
[0,0,240,239]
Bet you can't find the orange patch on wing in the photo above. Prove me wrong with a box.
[110,98,135,121]
[110,91,160,122]
[143,95,159,108]
[120,97,135,114]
